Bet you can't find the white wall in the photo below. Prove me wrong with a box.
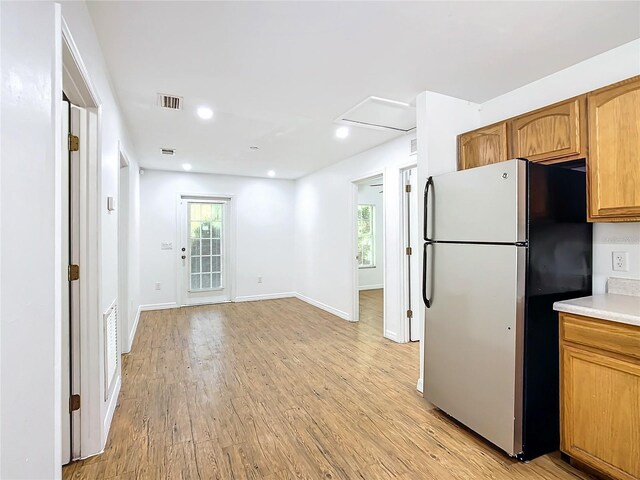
[295,133,416,342]
[1,3,62,478]
[140,170,296,306]
[416,38,640,391]
[357,181,384,289]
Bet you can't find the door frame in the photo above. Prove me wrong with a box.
[176,193,237,306]
[118,147,130,353]
[351,171,385,327]
[400,164,420,342]
[61,17,104,461]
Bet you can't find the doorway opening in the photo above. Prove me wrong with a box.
[354,174,385,334]
[118,151,130,355]
[178,195,234,306]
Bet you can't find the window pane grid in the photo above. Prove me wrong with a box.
[357,204,375,268]
[188,202,225,290]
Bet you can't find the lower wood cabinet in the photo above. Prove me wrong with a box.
[560,312,640,480]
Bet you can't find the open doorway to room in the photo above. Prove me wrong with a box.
[354,175,385,334]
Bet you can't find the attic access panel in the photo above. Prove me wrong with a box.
[337,96,416,132]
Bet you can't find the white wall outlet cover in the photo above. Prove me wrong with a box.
[161,241,173,250]
[612,251,629,272]
[155,282,161,290]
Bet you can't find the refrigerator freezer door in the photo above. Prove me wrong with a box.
[423,242,525,456]
[425,159,527,243]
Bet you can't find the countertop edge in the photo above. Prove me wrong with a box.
[553,299,640,328]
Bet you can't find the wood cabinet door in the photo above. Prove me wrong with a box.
[457,123,508,170]
[509,97,586,163]
[561,344,640,480]
[588,76,640,221]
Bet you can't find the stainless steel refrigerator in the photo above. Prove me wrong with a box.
[422,158,592,460]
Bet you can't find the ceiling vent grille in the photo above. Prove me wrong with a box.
[157,93,183,110]
[161,148,175,155]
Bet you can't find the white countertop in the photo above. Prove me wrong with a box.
[554,294,640,328]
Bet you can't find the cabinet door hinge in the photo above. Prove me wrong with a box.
[405,184,412,193]
[69,134,79,152]
[406,246,412,255]
[68,264,80,281]
[407,309,413,318]
[69,394,80,412]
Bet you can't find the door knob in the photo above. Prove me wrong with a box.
[181,255,186,260]
[181,247,186,252]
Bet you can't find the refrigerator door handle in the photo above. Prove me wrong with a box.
[422,241,433,308]
[424,176,433,242]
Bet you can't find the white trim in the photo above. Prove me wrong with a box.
[385,330,400,342]
[234,292,296,302]
[295,293,352,321]
[358,284,383,291]
[139,302,178,312]
[125,305,141,353]
[416,378,424,393]
[101,374,121,451]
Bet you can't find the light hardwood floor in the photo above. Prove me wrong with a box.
[63,297,593,479]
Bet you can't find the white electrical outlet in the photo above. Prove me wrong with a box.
[612,251,629,272]
[257,276,263,284]
[155,282,162,290]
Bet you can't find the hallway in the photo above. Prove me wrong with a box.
[63,299,588,480]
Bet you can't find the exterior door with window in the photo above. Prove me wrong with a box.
[180,198,231,305]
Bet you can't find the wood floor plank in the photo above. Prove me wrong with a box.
[63,291,593,480]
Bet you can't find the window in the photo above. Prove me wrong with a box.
[357,204,375,268]
[188,202,224,290]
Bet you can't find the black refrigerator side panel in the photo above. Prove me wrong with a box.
[521,163,592,460]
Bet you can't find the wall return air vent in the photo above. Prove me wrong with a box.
[157,93,183,110]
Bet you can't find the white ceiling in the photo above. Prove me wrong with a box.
[87,1,640,179]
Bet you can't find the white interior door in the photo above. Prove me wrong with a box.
[403,167,420,341]
[61,100,71,465]
[180,198,231,305]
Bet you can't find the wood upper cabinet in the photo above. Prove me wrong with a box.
[587,76,640,221]
[509,96,587,163]
[457,122,508,170]
[560,313,640,480]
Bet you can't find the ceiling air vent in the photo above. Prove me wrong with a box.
[157,93,183,110]
[160,148,175,155]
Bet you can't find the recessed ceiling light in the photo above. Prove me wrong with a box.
[182,163,192,171]
[267,170,275,177]
[336,126,349,139]
[250,146,259,150]
[197,106,213,120]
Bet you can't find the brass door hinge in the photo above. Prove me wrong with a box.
[407,309,413,319]
[68,264,80,281]
[405,184,412,193]
[69,134,79,152]
[69,394,80,412]
[406,246,412,255]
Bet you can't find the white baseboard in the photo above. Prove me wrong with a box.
[102,374,121,450]
[124,305,141,354]
[139,302,178,311]
[234,292,295,303]
[416,378,423,393]
[294,293,351,321]
[384,330,401,342]
[358,284,383,291]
